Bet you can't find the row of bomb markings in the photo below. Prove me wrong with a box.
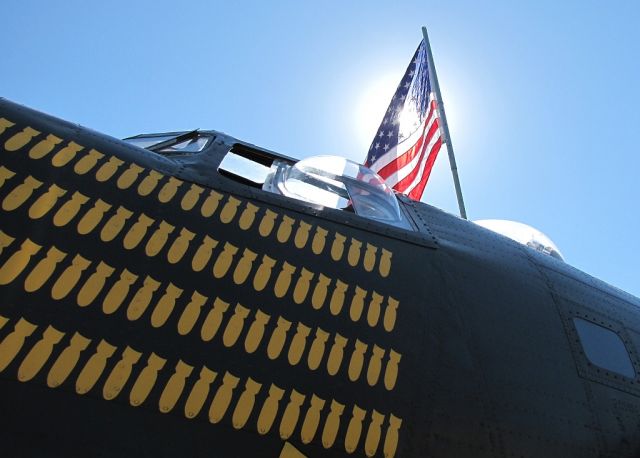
[0,121,393,278]
[0,173,399,332]
[0,314,402,457]
[0,235,401,391]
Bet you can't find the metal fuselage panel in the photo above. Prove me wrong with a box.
[417,189,640,457]
[0,99,638,457]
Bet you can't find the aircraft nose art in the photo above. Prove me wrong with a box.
[0,106,440,457]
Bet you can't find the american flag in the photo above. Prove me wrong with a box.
[364,40,444,201]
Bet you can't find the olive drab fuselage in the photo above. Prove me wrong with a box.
[0,98,639,458]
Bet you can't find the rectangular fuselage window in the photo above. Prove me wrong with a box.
[573,317,636,378]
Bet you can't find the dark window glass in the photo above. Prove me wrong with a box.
[573,318,636,378]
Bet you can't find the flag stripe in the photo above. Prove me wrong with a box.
[406,138,442,199]
[375,100,437,180]
[384,115,440,189]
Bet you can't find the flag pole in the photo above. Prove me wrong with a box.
[421,26,468,220]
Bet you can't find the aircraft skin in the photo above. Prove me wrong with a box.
[0,97,639,458]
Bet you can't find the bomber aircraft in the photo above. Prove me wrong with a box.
[0,97,639,457]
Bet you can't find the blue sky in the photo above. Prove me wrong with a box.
[3,0,639,297]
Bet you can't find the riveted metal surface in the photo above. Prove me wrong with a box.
[555,300,640,396]
[1,97,640,458]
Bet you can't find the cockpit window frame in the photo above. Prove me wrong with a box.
[215,143,436,250]
[218,145,419,232]
[123,131,214,156]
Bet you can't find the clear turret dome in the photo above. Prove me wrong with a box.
[278,155,406,226]
[474,219,564,261]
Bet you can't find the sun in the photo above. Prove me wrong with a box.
[353,74,401,151]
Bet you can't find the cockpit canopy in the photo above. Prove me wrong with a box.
[274,156,406,226]
[124,132,411,229]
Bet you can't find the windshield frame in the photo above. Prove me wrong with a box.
[123,131,213,155]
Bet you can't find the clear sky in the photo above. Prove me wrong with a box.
[3,0,639,297]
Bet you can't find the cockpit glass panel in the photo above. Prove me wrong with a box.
[124,135,177,149]
[281,157,350,210]
[124,133,211,153]
[219,151,272,186]
[160,136,209,153]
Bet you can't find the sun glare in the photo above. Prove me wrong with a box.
[354,74,401,151]
[352,69,471,170]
